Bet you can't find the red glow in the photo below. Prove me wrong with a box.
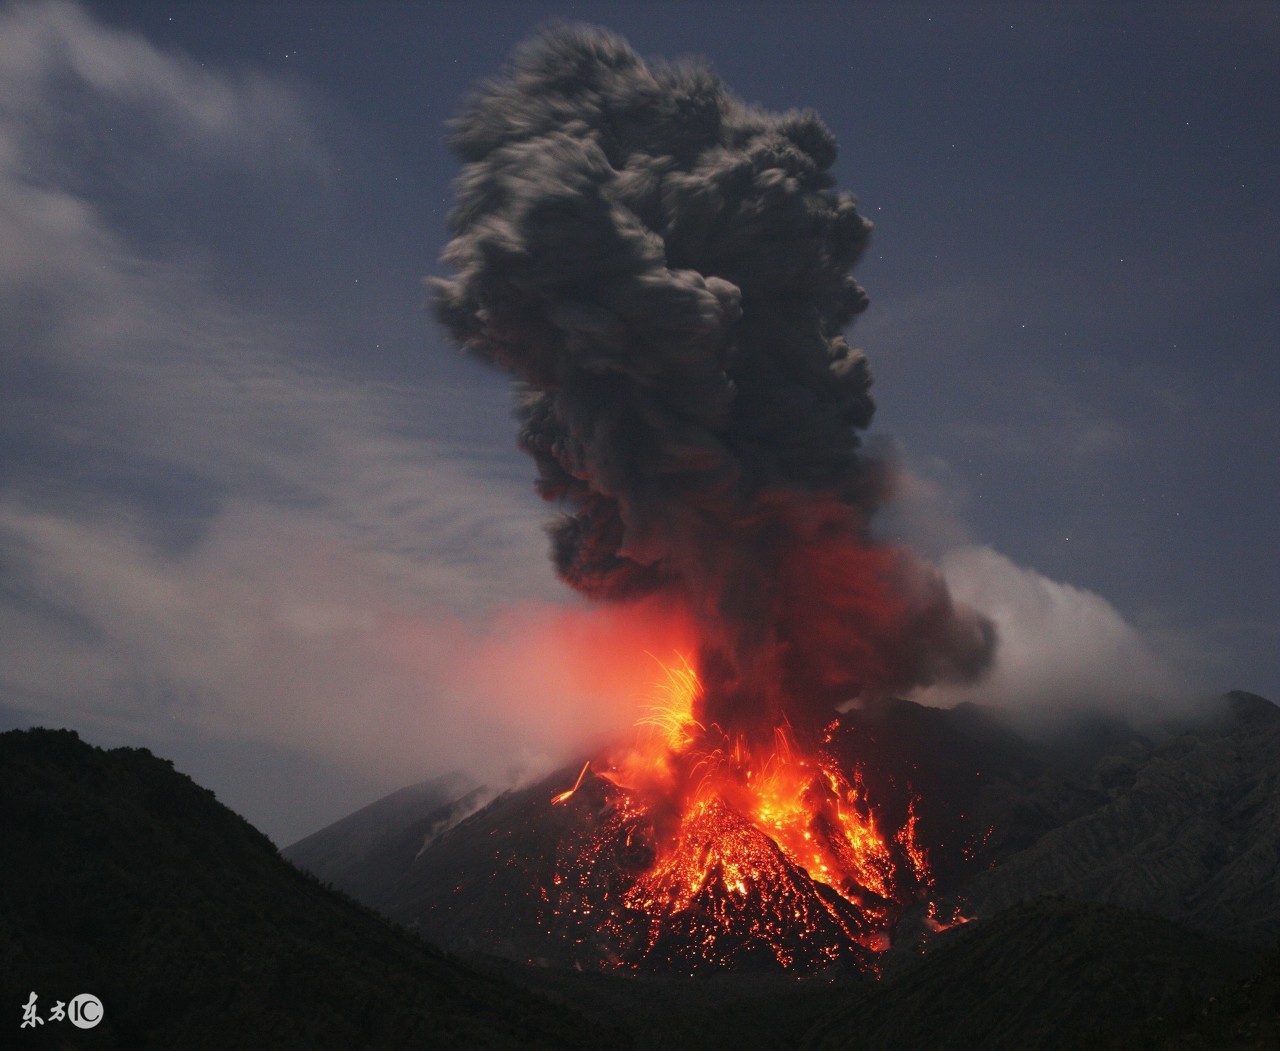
[548,654,950,972]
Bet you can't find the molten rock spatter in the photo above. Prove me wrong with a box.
[544,714,937,973]
[542,660,939,973]
[432,25,994,739]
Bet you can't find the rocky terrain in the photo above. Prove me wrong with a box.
[961,692,1280,947]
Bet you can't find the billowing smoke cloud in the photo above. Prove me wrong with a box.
[431,27,994,737]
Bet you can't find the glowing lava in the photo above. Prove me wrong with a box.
[551,761,592,806]
[548,655,942,972]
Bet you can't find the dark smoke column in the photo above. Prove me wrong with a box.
[432,26,994,737]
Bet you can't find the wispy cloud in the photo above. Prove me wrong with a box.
[0,0,323,173]
[955,374,1138,473]
[861,281,1141,476]
[0,499,682,789]
[0,2,624,827]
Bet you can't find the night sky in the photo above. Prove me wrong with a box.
[2,0,1276,843]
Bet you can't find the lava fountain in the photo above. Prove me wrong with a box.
[545,656,943,971]
[430,26,995,972]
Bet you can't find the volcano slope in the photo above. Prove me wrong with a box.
[283,692,1280,1047]
[286,771,490,911]
[287,692,1280,975]
[960,690,1280,947]
[288,697,1086,971]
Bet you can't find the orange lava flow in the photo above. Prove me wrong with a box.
[550,654,940,971]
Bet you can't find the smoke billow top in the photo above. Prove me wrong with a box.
[432,26,994,738]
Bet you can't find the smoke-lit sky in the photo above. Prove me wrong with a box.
[2,0,1276,844]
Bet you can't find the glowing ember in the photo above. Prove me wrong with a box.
[547,656,946,972]
[925,899,973,933]
[551,761,592,806]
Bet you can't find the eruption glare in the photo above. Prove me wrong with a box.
[431,27,998,971]
[431,26,994,740]
[550,658,944,971]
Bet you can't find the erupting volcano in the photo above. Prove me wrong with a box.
[430,26,996,972]
[543,657,955,972]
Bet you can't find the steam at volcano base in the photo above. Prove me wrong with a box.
[430,26,996,970]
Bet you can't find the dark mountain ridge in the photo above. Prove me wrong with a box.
[7,691,1276,1049]
[0,727,615,1049]
[962,691,1280,946]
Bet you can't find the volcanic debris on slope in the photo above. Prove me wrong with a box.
[290,693,1280,983]
[288,700,1099,971]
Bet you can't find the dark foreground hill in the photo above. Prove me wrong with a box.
[0,728,617,1050]
[4,719,1276,1050]
[472,897,1267,1050]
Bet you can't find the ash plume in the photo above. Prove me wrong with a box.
[431,26,994,736]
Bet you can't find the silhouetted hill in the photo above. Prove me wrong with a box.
[800,897,1264,1051]
[7,697,1275,1049]
[447,899,1268,1050]
[0,728,618,1049]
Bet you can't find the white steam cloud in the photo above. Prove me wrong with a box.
[916,545,1193,722]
